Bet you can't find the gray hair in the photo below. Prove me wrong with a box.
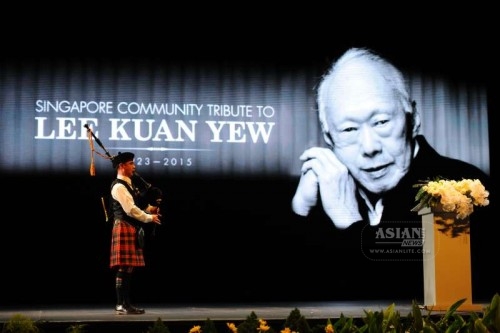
[317,48,417,135]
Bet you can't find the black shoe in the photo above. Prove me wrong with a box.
[115,305,145,315]
[127,305,145,314]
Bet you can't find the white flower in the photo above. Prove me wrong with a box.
[412,178,489,220]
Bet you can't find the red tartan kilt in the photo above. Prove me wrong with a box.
[110,220,145,268]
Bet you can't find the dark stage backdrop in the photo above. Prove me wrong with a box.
[0,45,496,307]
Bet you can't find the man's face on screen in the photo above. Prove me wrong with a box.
[324,60,413,195]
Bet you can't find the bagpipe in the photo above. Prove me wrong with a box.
[84,124,163,222]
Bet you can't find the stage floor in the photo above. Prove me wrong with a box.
[0,301,413,322]
[0,301,487,333]
[2,300,484,322]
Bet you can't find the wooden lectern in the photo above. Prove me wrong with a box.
[418,207,484,311]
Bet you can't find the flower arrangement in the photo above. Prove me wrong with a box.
[411,178,489,220]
